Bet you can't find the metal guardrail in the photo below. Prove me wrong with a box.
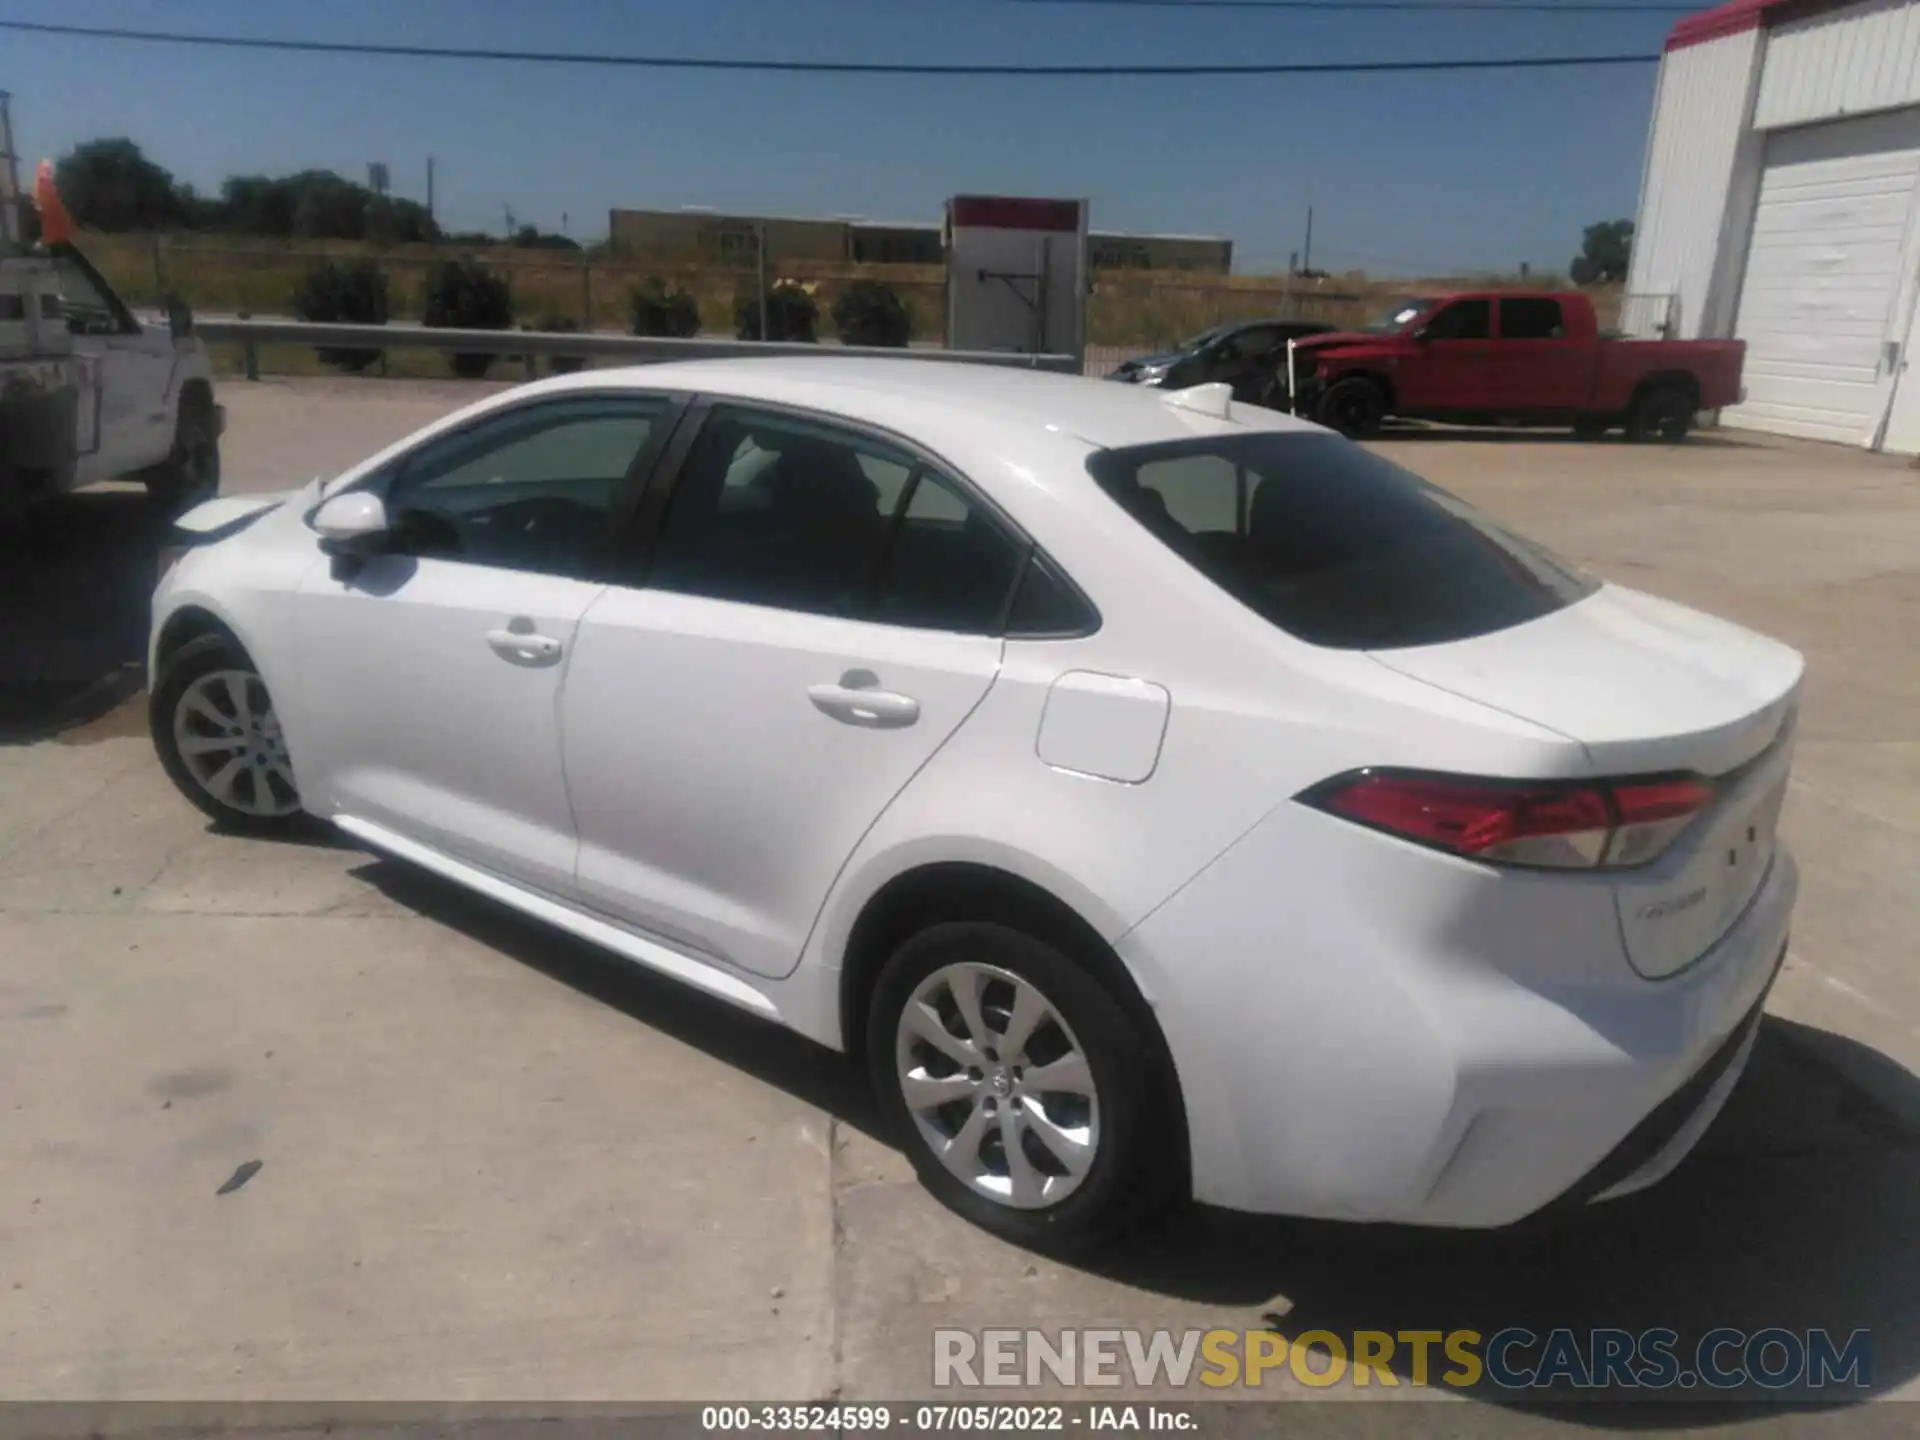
[194,319,1082,381]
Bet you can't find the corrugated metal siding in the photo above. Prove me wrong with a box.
[1627,31,1764,338]
[1754,0,1920,130]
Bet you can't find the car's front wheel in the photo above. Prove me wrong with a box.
[151,633,308,834]
[1316,377,1386,437]
[868,921,1172,1252]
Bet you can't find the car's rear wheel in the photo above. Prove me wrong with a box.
[1316,377,1386,437]
[868,921,1170,1252]
[1626,385,1695,444]
[151,633,308,834]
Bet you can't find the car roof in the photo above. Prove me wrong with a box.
[555,356,1324,450]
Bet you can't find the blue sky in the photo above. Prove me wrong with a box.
[6,0,1687,275]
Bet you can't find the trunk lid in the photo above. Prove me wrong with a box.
[1369,584,1803,978]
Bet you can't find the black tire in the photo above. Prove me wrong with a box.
[145,398,221,516]
[1316,377,1386,437]
[1625,385,1695,444]
[1572,416,1610,441]
[150,633,311,835]
[867,921,1175,1253]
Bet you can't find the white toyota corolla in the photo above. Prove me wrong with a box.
[149,359,1800,1249]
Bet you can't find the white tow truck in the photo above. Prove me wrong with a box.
[1,92,222,522]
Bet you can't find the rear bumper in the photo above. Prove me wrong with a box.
[1116,809,1798,1227]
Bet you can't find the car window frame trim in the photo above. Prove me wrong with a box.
[331,385,697,584]
[612,392,1101,640]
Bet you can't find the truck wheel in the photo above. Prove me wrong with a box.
[1317,378,1386,438]
[1626,386,1694,444]
[146,399,221,516]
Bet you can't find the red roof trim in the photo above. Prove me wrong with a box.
[1667,0,1858,52]
[949,196,1083,232]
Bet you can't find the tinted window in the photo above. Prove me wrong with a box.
[871,471,1025,633]
[645,406,1032,632]
[1422,301,1490,341]
[648,407,900,617]
[1087,433,1597,650]
[1005,554,1099,637]
[1501,298,1565,340]
[384,396,666,577]
[52,252,124,335]
[1226,327,1280,360]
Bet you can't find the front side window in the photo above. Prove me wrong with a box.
[51,251,126,335]
[382,395,667,577]
[1087,433,1597,650]
[647,406,1026,632]
[1422,300,1491,342]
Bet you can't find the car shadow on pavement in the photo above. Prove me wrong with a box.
[1095,1015,1920,1420]
[349,859,1917,1422]
[352,857,886,1135]
[0,488,166,745]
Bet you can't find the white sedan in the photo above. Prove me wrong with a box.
[148,359,1801,1249]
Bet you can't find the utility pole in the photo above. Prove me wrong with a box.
[755,220,770,342]
[426,157,436,224]
[1302,206,1314,277]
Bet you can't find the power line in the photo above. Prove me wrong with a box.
[0,19,1659,75]
[989,0,1691,11]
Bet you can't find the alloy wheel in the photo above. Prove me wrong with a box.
[171,669,301,818]
[894,961,1100,1210]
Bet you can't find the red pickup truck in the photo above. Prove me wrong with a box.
[1287,291,1745,442]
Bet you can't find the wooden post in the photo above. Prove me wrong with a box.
[244,341,259,381]
[581,262,593,329]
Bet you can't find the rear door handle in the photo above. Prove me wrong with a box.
[486,626,564,666]
[808,677,920,728]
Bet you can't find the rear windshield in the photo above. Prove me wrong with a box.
[1085,433,1597,650]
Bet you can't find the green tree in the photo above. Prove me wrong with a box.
[293,259,391,373]
[629,277,702,338]
[53,139,185,231]
[1570,220,1634,285]
[424,258,513,379]
[734,281,818,343]
[831,279,912,347]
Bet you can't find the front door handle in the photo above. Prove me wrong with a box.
[486,626,563,667]
[808,674,920,728]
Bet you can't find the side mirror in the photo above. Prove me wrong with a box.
[311,491,390,552]
[1410,325,1431,343]
[165,292,195,340]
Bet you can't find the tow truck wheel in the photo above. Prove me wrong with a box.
[146,399,221,516]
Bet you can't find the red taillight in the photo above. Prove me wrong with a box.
[1305,770,1715,870]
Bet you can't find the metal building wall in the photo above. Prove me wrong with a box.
[1754,0,1920,129]
[1626,29,1766,339]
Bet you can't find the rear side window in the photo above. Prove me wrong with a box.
[1501,298,1566,340]
[1086,433,1597,650]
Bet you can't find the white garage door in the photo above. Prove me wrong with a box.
[1724,108,1920,445]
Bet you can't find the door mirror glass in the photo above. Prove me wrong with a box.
[311,491,390,548]
[165,293,195,339]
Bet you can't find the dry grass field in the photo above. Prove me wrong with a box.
[81,230,1624,370]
